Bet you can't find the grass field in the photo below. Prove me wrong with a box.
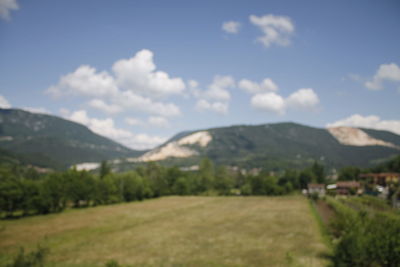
[0,196,329,266]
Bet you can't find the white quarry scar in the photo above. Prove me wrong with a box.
[327,127,396,148]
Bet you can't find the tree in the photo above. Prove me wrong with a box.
[338,166,361,181]
[311,161,325,184]
[173,177,191,195]
[0,173,23,217]
[100,160,111,179]
[299,169,316,189]
[199,158,215,192]
[214,166,233,195]
[65,169,94,207]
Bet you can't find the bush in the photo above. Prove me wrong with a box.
[7,245,49,267]
[332,213,400,266]
[105,260,121,267]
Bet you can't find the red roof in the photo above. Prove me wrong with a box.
[359,173,400,179]
[337,181,360,188]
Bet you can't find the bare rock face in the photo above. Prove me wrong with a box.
[327,126,397,148]
[132,131,212,162]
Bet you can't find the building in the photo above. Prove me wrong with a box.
[336,181,362,195]
[359,173,400,186]
[307,183,326,197]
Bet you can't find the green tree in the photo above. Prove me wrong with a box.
[298,169,316,189]
[0,169,23,217]
[311,161,325,184]
[338,166,361,181]
[214,166,233,195]
[100,160,111,179]
[199,158,215,192]
[65,169,94,207]
[173,177,191,195]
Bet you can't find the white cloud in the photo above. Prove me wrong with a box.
[222,21,241,34]
[327,114,400,136]
[67,110,166,150]
[192,76,234,114]
[204,75,234,101]
[0,0,18,21]
[0,94,11,108]
[46,50,182,117]
[188,79,199,89]
[196,99,228,114]
[251,88,320,114]
[128,134,167,150]
[114,90,181,117]
[125,117,143,126]
[239,78,278,94]
[251,92,286,114]
[88,99,122,114]
[148,116,169,128]
[249,14,295,47]
[286,88,319,111]
[112,49,185,97]
[59,108,70,117]
[365,63,400,90]
[22,107,51,114]
[47,65,118,98]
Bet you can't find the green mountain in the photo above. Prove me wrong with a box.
[133,122,400,170]
[0,108,143,169]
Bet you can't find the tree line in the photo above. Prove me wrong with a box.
[0,159,326,218]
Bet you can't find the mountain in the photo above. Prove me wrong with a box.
[129,122,400,170]
[0,108,143,169]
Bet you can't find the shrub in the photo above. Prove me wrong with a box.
[7,245,49,267]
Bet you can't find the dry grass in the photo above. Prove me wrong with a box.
[0,196,329,266]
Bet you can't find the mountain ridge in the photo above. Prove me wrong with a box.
[0,108,144,169]
[130,122,400,170]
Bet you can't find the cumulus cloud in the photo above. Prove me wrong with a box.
[251,88,320,114]
[196,99,228,115]
[204,75,234,101]
[47,51,182,117]
[286,88,320,111]
[22,107,51,114]
[88,99,122,114]
[251,92,286,114]
[327,114,400,136]
[148,116,169,128]
[112,49,185,97]
[125,117,143,126]
[67,110,166,150]
[0,0,18,20]
[0,94,11,108]
[188,79,199,89]
[128,134,167,150]
[47,65,118,98]
[239,78,278,94]
[222,21,241,34]
[114,90,181,117]
[249,14,295,47]
[191,75,234,114]
[365,63,400,90]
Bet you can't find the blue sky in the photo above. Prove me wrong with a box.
[0,0,399,150]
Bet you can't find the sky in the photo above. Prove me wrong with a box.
[0,0,400,150]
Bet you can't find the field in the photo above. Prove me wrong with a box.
[0,196,329,266]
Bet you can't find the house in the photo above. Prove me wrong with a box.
[359,173,400,187]
[336,181,362,195]
[307,183,326,197]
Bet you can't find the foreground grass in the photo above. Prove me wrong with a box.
[0,196,328,266]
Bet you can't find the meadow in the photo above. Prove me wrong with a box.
[0,196,328,267]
